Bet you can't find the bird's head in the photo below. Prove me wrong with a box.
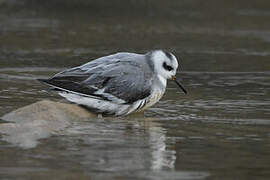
[150,50,187,94]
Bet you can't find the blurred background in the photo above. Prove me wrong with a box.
[1,0,270,71]
[0,1,270,180]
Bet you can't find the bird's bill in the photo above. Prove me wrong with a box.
[171,75,187,94]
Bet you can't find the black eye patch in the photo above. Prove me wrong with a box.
[163,62,173,71]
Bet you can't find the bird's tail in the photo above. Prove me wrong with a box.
[37,78,60,91]
[37,78,49,84]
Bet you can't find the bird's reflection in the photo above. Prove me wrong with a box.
[135,118,176,170]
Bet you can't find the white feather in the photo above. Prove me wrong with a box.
[59,92,129,115]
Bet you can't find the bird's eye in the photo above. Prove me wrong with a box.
[163,62,173,71]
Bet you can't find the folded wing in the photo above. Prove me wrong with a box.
[39,53,153,104]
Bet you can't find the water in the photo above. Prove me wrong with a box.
[0,1,270,179]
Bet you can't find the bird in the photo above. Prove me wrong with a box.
[38,50,187,116]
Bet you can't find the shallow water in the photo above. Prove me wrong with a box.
[1,69,270,180]
[1,1,270,180]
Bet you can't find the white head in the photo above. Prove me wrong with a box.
[149,50,187,94]
[150,50,179,80]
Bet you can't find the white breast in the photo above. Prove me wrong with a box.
[141,88,165,111]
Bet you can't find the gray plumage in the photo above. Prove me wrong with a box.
[42,53,153,103]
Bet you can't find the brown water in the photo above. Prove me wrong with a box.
[0,1,270,179]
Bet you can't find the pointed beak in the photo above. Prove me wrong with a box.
[171,75,187,94]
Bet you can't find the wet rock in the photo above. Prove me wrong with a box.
[0,100,96,148]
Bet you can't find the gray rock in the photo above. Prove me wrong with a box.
[0,100,96,148]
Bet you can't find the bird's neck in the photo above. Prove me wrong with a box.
[157,75,167,88]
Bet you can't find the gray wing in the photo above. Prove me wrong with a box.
[41,53,154,104]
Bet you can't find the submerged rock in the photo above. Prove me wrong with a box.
[0,100,96,148]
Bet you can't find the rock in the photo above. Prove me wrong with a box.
[0,100,96,148]
[2,100,96,123]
